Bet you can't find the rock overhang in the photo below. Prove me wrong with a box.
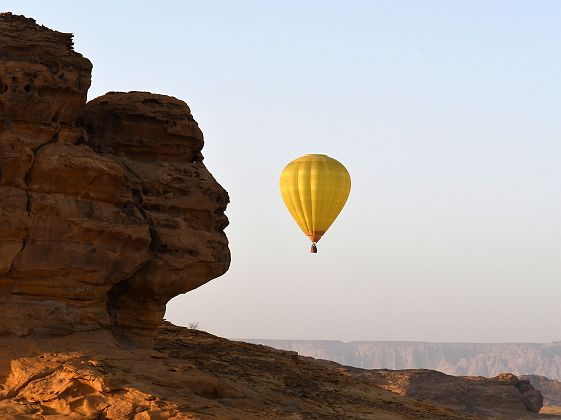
[0,13,230,346]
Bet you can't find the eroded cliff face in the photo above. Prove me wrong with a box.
[0,13,230,346]
[84,92,230,344]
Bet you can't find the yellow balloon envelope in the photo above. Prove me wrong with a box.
[280,154,351,253]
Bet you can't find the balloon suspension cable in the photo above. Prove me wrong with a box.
[310,242,318,253]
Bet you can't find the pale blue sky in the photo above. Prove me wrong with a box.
[4,1,560,342]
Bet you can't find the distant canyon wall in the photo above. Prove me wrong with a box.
[245,340,561,380]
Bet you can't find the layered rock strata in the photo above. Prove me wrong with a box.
[0,13,230,345]
[83,92,230,344]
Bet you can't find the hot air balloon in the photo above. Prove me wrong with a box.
[280,154,351,253]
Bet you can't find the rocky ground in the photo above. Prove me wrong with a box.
[0,322,558,419]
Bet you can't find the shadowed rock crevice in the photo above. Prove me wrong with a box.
[9,128,61,279]
[0,13,230,346]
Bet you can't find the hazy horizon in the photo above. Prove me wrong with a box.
[5,1,560,343]
[243,338,561,344]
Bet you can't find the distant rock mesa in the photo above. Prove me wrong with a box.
[0,13,230,346]
[247,339,561,381]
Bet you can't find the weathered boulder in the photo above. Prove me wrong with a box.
[491,373,543,413]
[344,368,543,417]
[0,13,230,346]
[521,374,561,407]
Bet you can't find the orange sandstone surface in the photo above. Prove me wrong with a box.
[0,322,480,419]
[1,322,559,419]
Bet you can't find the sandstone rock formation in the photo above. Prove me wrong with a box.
[341,368,543,418]
[522,375,561,407]
[0,13,230,346]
